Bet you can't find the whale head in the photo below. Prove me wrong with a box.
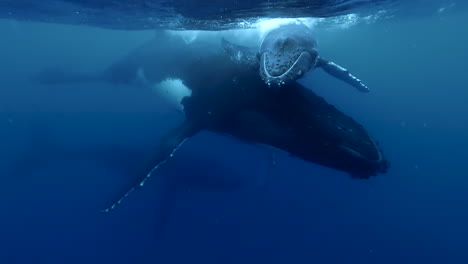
[259,24,319,88]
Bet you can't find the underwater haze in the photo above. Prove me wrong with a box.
[1,1,468,264]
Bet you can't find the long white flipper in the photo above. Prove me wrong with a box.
[317,58,370,93]
[101,121,199,213]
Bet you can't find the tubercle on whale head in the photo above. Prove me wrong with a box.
[259,48,318,89]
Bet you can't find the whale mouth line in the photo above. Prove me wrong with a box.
[260,51,311,86]
[264,51,307,78]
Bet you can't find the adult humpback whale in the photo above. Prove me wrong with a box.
[102,48,389,212]
[33,29,388,211]
[223,23,370,92]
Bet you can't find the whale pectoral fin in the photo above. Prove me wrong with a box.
[101,121,200,213]
[221,38,258,66]
[317,57,370,93]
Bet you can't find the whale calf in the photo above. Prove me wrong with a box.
[223,23,371,92]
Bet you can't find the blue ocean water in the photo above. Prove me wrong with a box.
[0,1,467,263]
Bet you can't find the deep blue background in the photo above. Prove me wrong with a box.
[0,3,467,263]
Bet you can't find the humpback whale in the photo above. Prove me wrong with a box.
[223,23,370,92]
[102,48,389,212]
[33,30,388,211]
